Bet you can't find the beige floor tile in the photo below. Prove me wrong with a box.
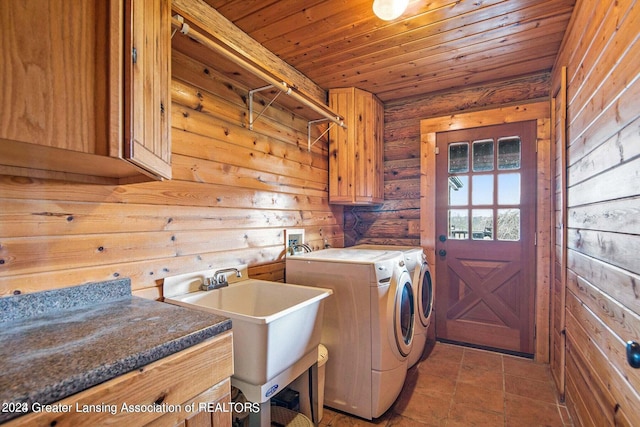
[503,355,551,380]
[417,358,461,380]
[505,393,564,427]
[320,408,340,426]
[423,342,464,364]
[558,404,574,426]
[320,342,573,427]
[505,373,559,404]
[457,363,504,391]
[386,412,438,427]
[392,387,452,426]
[413,369,457,397]
[462,348,504,371]
[452,382,505,414]
[447,403,505,427]
[327,413,387,427]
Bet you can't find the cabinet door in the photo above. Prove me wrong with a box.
[124,0,172,180]
[328,88,384,205]
[0,1,109,153]
[353,91,384,204]
[182,392,232,427]
[0,0,172,183]
[328,90,355,204]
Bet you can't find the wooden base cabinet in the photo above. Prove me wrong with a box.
[328,88,384,205]
[0,0,171,184]
[3,331,233,427]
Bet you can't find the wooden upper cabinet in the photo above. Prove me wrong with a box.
[124,0,172,180]
[329,88,384,205]
[0,0,171,184]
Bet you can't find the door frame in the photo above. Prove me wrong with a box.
[420,101,552,362]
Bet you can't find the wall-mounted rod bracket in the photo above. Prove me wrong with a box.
[170,15,347,131]
[248,85,288,130]
[308,118,337,152]
[171,14,188,39]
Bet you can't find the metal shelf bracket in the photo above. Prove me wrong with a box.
[170,15,347,132]
[248,84,290,130]
[308,118,337,152]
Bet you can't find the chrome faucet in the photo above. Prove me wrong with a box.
[200,268,242,291]
[288,243,312,255]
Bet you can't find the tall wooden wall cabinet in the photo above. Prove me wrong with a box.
[0,0,171,184]
[328,88,384,205]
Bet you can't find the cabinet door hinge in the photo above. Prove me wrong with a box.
[435,146,440,154]
[132,47,137,64]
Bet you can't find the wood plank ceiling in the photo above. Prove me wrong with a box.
[202,0,576,103]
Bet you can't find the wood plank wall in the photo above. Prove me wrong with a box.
[345,73,551,246]
[0,48,343,299]
[551,0,640,424]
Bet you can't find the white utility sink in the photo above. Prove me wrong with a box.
[163,267,332,405]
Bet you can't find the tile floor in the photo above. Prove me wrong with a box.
[318,341,574,427]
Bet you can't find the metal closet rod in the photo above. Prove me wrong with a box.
[171,15,346,129]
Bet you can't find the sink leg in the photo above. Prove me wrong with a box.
[295,363,320,424]
[310,362,320,424]
[248,400,270,427]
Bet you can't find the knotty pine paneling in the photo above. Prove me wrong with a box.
[0,50,343,298]
[347,72,550,246]
[203,0,573,103]
[551,0,640,423]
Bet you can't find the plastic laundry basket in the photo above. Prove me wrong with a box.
[271,406,313,427]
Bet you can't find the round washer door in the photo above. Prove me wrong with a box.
[417,262,434,327]
[394,270,415,356]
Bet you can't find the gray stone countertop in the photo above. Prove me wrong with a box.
[0,279,232,424]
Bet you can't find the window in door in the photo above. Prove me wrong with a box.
[447,136,523,242]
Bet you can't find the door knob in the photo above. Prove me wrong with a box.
[438,249,447,257]
[627,341,640,368]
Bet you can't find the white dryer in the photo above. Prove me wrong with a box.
[285,248,414,420]
[352,245,433,368]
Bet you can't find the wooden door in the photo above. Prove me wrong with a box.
[435,121,537,355]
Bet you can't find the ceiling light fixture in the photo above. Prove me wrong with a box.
[372,0,409,21]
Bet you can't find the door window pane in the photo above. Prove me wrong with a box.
[497,209,520,240]
[472,175,493,205]
[449,175,468,206]
[472,139,494,171]
[498,173,520,204]
[449,143,469,173]
[449,209,469,239]
[498,137,521,170]
[472,209,493,240]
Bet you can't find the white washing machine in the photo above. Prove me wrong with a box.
[285,248,414,420]
[352,245,433,368]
